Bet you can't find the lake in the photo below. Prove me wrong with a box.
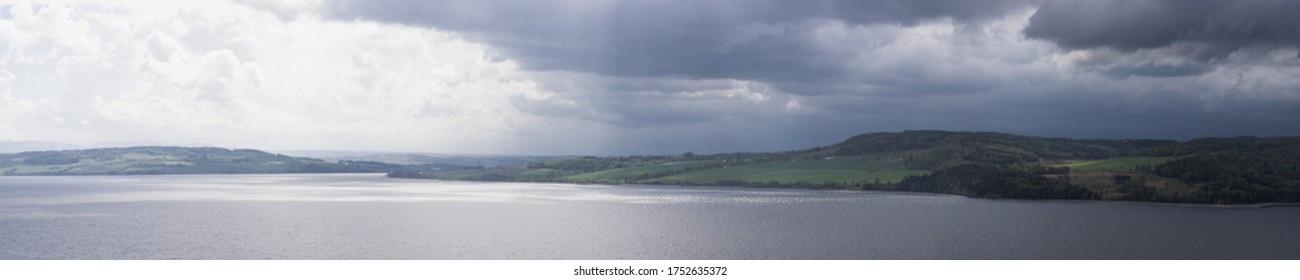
[0,173,1297,259]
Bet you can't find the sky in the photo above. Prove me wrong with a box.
[1,0,1299,155]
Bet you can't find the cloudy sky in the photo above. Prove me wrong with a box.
[2,0,1298,155]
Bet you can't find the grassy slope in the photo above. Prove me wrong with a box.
[2,156,299,175]
[564,161,714,182]
[4,153,252,175]
[1056,157,1173,172]
[435,169,500,180]
[0,147,411,175]
[649,157,926,184]
[514,168,559,181]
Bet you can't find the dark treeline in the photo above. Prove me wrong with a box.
[896,164,1098,200]
[1152,150,1300,204]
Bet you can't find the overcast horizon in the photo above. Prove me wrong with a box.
[2,0,1299,156]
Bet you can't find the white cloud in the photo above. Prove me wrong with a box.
[0,69,34,140]
[1199,48,1300,102]
[513,71,798,127]
[2,0,822,154]
[0,1,609,153]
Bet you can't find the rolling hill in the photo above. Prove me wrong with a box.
[0,146,452,175]
[395,130,1300,204]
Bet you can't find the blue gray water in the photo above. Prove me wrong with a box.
[0,174,1297,259]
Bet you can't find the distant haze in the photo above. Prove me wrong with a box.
[0,141,81,154]
[2,1,1298,156]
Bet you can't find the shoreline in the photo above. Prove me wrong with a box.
[5,173,1296,208]
[386,174,1300,208]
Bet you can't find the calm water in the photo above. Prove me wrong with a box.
[0,174,1297,259]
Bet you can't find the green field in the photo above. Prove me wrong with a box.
[433,169,501,180]
[1056,157,1173,173]
[2,147,422,176]
[514,168,560,181]
[648,157,926,184]
[3,154,203,175]
[564,161,715,182]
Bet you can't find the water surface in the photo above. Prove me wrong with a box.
[1,174,1297,259]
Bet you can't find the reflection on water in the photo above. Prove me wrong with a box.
[1,174,1297,259]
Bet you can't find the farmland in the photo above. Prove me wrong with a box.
[1056,157,1173,172]
[647,157,924,184]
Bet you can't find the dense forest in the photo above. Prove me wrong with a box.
[394,131,1300,205]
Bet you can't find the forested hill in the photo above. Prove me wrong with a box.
[0,146,452,175]
[394,130,1300,204]
[824,130,1176,169]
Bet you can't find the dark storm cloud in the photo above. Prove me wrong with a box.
[825,0,1040,24]
[1102,63,1213,79]
[325,0,1037,81]
[309,0,1300,153]
[1025,0,1300,57]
